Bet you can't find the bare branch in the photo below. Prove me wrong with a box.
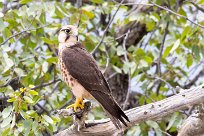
[0,24,50,46]
[55,84,204,136]
[91,0,125,54]
[102,44,110,74]
[178,107,204,136]
[184,70,204,89]
[189,1,204,13]
[155,22,169,94]
[157,22,169,76]
[120,2,204,29]
[122,30,131,109]
[31,79,61,90]
[36,103,51,116]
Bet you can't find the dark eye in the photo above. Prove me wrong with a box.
[64,29,71,34]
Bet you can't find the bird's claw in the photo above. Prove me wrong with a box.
[66,98,84,112]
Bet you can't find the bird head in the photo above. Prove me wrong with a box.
[58,25,78,43]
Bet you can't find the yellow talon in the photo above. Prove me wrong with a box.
[66,98,84,112]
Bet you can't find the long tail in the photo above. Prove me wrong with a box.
[90,91,130,129]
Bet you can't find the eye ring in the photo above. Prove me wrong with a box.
[64,29,71,34]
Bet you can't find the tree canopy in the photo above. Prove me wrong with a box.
[1,0,204,135]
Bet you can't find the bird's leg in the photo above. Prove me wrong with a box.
[66,98,85,112]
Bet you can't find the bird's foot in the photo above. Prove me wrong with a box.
[66,98,84,112]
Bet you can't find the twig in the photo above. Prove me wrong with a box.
[151,2,204,29]
[121,2,204,29]
[47,81,61,96]
[60,99,73,109]
[115,33,127,40]
[157,22,169,76]
[91,0,125,55]
[76,0,82,28]
[102,44,110,74]
[0,14,37,46]
[147,74,176,95]
[156,22,169,94]
[122,29,131,109]
[31,79,61,90]
[106,72,117,81]
[0,24,50,46]
[36,103,50,116]
[0,77,20,88]
[184,70,204,89]
[140,28,156,49]
[189,1,204,13]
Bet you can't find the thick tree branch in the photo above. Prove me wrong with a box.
[178,103,204,136]
[55,84,204,136]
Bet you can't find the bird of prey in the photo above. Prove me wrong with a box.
[58,25,129,129]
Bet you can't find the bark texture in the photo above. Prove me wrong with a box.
[55,86,204,136]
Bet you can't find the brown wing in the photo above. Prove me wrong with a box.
[62,43,129,128]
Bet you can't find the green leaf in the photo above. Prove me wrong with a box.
[32,121,43,136]
[146,120,159,128]
[112,65,122,73]
[14,68,26,77]
[23,96,34,104]
[166,113,178,130]
[19,0,32,4]
[123,62,130,74]
[129,13,145,22]
[41,37,53,45]
[143,56,153,64]
[150,13,160,22]
[146,120,162,136]
[20,110,30,119]
[23,120,32,136]
[82,9,94,19]
[2,106,12,119]
[54,6,64,18]
[3,57,14,71]
[186,53,193,68]
[91,0,103,4]
[192,45,201,61]
[10,114,16,128]
[42,115,54,124]
[28,90,39,95]
[116,46,125,56]
[0,18,6,31]
[180,26,190,41]
[7,97,17,102]
[47,57,58,64]
[170,39,180,53]
[1,116,12,128]
[2,28,13,43]
[42,61,49,73]
[39,12,46,24]
[134,48,145,57]
[2,127,10,136]
[198,0,204,4]
[163,45,173,58]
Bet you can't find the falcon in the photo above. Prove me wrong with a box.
[58,25,129,129]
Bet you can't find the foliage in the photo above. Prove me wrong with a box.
[0,0,204,135]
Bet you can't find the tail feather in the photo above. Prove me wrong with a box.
[90,91,130,129]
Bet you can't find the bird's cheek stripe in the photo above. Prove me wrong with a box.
[65,35,70,42]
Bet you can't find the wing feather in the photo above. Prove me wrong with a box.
[61,43,129,128]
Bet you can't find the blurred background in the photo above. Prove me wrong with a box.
[0,0,204,135]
